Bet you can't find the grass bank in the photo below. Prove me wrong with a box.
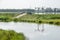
[0,13,20,22]
[0,13,60,25]
[0,29,25,40]
[14,14,60,25]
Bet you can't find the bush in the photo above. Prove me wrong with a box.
[13,18,18,22]
[55,22,60,25]
[49,21,54,24]
[0,29,25,40]
[39,21,42,23]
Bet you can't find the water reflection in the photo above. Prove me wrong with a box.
[0,22,60,40]
[36,24,44,32]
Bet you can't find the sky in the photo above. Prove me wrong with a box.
[0,0,60,9]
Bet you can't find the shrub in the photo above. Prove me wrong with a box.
[55,22,60,25]
[0,29,25,40]
[39,21,42,23]
[49,21,54,24]
[13,18,18,22]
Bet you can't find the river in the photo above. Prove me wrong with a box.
[0,22,60,40]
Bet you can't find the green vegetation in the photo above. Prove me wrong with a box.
[0,13,20,22]
[0,29,25,40]
[0,13,60,25]
[16,14,60,25]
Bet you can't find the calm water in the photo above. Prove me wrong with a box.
[0,22,60,40]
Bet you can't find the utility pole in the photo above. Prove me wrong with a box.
[35,0,44,32]
[41,0,45,32]
[35,7,40,31]
[35,7,40,14]
[41,7,44,32]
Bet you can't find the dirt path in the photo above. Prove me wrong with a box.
[14,13,27,18]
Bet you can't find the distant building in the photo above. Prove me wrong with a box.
[0,8,60,14]
[0,9,35,13]
[45,8,53,12]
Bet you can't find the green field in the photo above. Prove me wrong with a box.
[0,13,20,22]
[16,14,60,25]
[0,13,60,25]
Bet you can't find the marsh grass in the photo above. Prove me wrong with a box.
[0,29,25,40]
[0,13,60,25]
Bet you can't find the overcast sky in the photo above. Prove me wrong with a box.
[0,0,60,9]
